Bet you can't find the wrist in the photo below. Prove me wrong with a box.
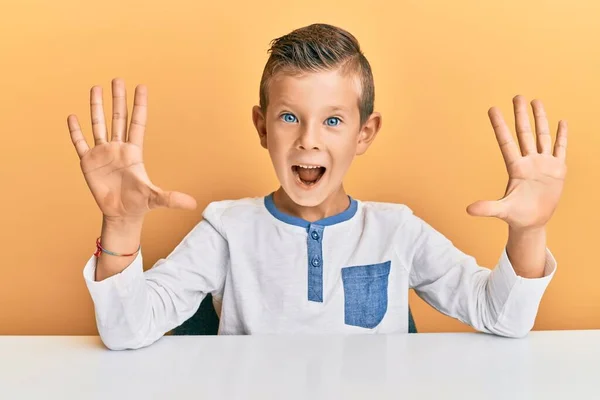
[508,225,546,238]
[506,225,547,278]
[102,215,144,234]
[99,217,143,255]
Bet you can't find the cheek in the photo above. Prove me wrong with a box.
[334,151,356,173]
[267,124,295,151]
[329,135,359,168]
[266,128,290,165]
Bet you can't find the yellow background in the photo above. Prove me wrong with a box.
[1,0,598,334]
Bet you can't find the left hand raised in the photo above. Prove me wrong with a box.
[467,95,568,231]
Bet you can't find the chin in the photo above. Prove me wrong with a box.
[285,190,328,208]
[280,176,333,208]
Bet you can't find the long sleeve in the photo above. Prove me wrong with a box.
[83,204,229,350]
[398,212,555,338]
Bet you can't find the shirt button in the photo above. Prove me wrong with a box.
[311,257,321,267]
[311,231,320,241]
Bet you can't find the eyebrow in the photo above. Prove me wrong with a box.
[272,101,296,110]
[272,102,350,114]
[325,106,350,113]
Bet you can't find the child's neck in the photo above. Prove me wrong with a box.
[272,186,350,223]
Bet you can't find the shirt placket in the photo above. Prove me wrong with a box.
[307,224,325,302]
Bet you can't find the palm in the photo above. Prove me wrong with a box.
[468,96,568,230]
[81,142,152,219]
[68,79,196,220]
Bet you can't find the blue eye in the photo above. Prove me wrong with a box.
[325,117,341,127]
[281,113,298,123]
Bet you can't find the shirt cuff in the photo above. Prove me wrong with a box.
[500,246,556,279]
[491,247,557,306]
[82,252,145,300]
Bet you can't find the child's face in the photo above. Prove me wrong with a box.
[253,68,381,208]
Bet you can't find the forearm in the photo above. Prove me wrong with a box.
[84,212,228,349]
[406,213,553,338]
[84,253,174,350]
[506,226,547,278]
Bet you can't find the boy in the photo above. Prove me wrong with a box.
[67,24,568,350]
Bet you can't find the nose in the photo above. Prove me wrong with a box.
[296,123,322,151]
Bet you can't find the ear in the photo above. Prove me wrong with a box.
[252,105,268,149]
[356,112,382,155]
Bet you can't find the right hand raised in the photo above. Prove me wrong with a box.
[67,78,197,223]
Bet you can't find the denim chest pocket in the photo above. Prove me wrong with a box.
[341,261,391,329]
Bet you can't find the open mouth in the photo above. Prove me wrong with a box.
[292,164,327,186]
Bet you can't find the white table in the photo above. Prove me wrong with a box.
[0,331,598,399]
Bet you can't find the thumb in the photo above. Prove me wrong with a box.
[152,189,198,210]
[466,200,506,219]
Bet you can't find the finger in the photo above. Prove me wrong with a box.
[466,200,507,219]
[513,95,536,155]
[111,78,128,142]
[488,107,521,168]
[151,189,197,210]
[128,85,148,147]
[531,99,552,154]
[553,120,568,160]
[90,85,107,145]
[67,115,90,159]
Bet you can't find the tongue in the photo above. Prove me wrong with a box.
[298,168,322,183]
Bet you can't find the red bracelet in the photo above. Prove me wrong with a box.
[94,237,141,257]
